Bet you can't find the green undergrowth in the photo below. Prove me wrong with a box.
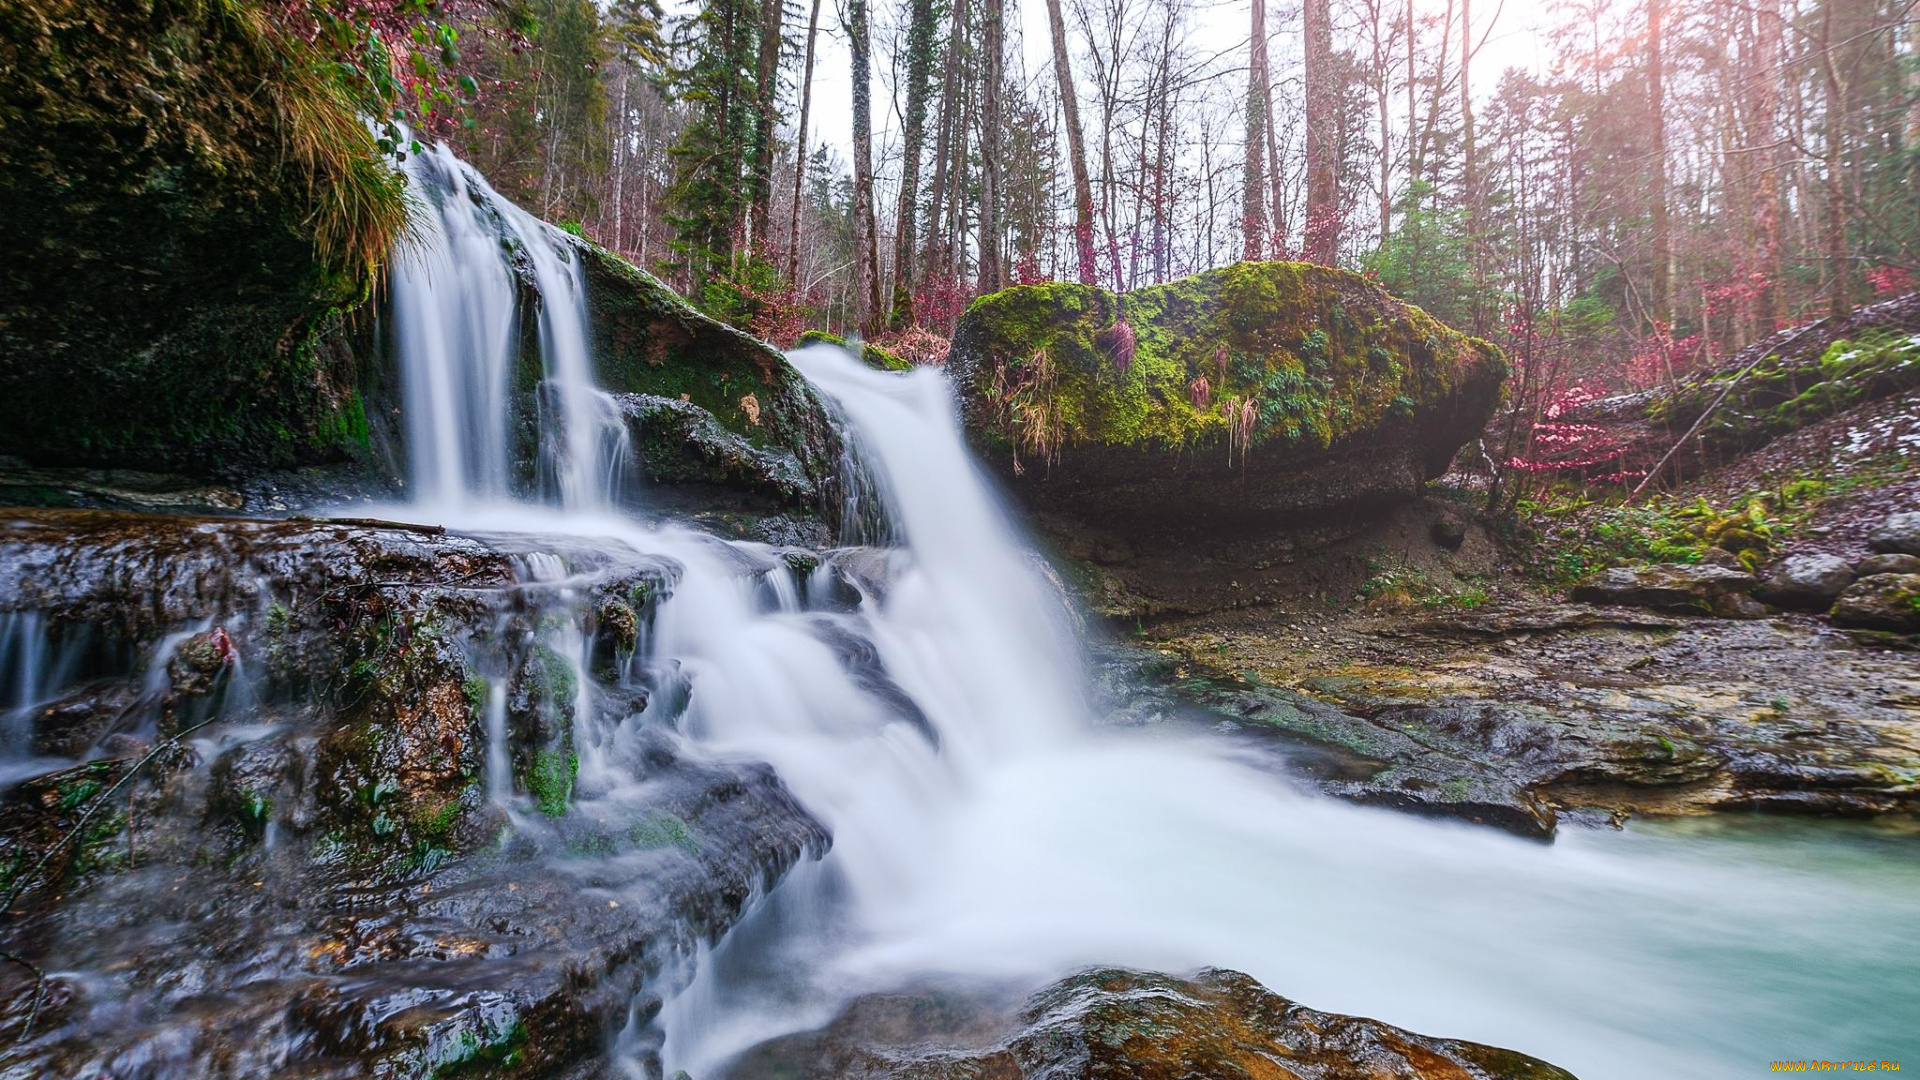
[1650,330,1920,453]
[1358,561,1492,611]
[1508,475,1878,586]
[951,261,1504,463]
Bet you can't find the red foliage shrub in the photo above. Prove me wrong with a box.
[1866,265,1913,298]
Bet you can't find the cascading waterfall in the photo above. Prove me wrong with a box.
[392,142,628,511]
[643,349,1920,1080]
[347,145,1920,1079]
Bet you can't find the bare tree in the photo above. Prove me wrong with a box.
[1044,0,1100,284]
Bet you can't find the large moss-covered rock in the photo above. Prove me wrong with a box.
[947,262,1505,547]
[568,245,850,534]
[0,0,400,476]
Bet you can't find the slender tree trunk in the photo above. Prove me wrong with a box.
[787,0,823,282]
[1821,7,1851,320]
[1751,0,1784,328]
[889,0,938,326]
[1303,0,1339,263]
[850,0,882,334]
[978,0,1005,291]
[1374,0,1391,247]
[748,0,785,252]
[924,0,965,278]
[1649,0,1671,327]
[1243,0,1269,260]
[1044,0,1099,284]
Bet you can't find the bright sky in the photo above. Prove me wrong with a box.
[794,0,1556,167]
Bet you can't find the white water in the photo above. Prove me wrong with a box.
[280,150,1920,1077]
[392,143,627,510]
[645,351,1920,1080]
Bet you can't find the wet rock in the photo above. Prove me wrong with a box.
[1698,547,1746,570]
[1755,554,1855,609]
[574,244,854,537]
[727,967,1575,1080]
[1829,573,1920,632]
[1570,564,1759,617]
[1868,511,1920,556]
[1855,553,1920,577]
[0,509,830,1080]
[1135,596,1920,830]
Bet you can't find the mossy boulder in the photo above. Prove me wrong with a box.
[569,245,850,533]
[947,262,1506,546]
[0,0,400,476]
[1571,563,1760,617]
[1830,573,1920,632]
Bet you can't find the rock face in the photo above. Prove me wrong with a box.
[1570,564,1760,617]
[1830,573,1920,632]
[946,263,1506,551]
[0,0,851,537]
[0,510,827,1078]
[573,246,852,536]
[0,0,396,476]
[1755,553,1856,609]
[1869,511,1920,556]
[725,967,1576,1080]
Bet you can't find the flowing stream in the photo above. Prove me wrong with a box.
[370,150,1920,1078]
[6,144,1904,1079]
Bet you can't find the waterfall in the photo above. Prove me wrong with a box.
[643,349,1920,1080]
[391,142,628,511]
[323,147,1920,1078]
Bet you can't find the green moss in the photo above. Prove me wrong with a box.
[952,262,1503,454]
[531,644,578,706]
[528,750,578,817]
[796,329,912,372]
[1647,330,1920,453]
[629,811,698,851]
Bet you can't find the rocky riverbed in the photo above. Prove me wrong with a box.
[1102,595,1919,840]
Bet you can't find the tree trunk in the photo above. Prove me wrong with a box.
[1648,0,1671,327]
[924,0,966,279]
[889,0,938,326]
[978,0,1005,291]
[787,0,824,283]
[850,0,882,335]
[748,0,784,253]
[1820,5,1850,320]
[1303,0,1339,263]
[1043,0,1099,284]
[1243,0,1268,260]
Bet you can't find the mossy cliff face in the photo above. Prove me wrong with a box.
[562,244,850,533]
[0,0,399,476]
[947,262,1506,546]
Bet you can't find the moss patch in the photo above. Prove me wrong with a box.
[796,329,912,372]
[528,750,578,817]
[1648,330,1920,453]
[949,261,1504,458]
